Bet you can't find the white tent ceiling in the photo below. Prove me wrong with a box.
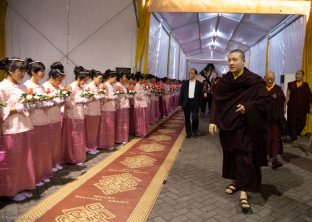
[161,12,289,62]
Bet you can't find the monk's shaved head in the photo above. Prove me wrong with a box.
[265,71,275,79]
[264,71,275,87]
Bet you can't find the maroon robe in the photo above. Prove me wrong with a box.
[210,68,271,190]
[287,81,312,141]
[267,84,285,160]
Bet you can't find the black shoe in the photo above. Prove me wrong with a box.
[193,132,198,138]
[185,135,192,138]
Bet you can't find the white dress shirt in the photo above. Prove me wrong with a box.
[188,80,196,99]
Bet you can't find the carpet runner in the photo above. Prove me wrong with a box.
[17,110,185,222]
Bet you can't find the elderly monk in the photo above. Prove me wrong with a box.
[209,49,271,213]
[285,70,312,144]
[264,71,285,169]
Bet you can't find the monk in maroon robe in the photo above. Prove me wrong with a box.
[285,70,312,143]
[209,49,271,213]
[264,71,285,169]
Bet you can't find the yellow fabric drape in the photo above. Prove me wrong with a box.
[135,0,150,73]
[265,36,270,74]
[302,2,312,135]
[0,0,7,80]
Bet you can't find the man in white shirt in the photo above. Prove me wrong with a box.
[178,68,203,138]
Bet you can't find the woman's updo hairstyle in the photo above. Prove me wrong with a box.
[25,58,45,76]
[0,57,26,74]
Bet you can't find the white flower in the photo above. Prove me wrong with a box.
[26,95,33,100]
[62,90,68,95]
[34,95,40,100]
[49,93,56,98]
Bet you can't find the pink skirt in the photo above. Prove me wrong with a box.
[0,131,36,197]
[61,118,86,164]
[129,105,135,134]
[32,125,52,183]
[49,121,62,167]
[155,100,160,120]
[162,97,169,116]
[98,111,116,149]
[150,100,156,125]
[135,107,148,137]
[85,115,101,151]
[115,108,129,143]
[146,103,151,125]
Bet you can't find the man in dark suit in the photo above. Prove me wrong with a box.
[179,68,203,138]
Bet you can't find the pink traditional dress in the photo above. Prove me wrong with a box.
[42,81,64,171]
[98,82,117,149]
[61,81,88,164]
[150,84,157,124]
[84,81,102,154]
[144,83,152,126]
[128,83,135,134]
[134,82,148,137]
[115,82,130,144]
[24,80,52,184]
[0,79,36,197]
[162,83,171,116]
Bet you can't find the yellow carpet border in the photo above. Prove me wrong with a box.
[128,127,185,222]
[16,109,180,222]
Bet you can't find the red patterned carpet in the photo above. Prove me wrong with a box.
[17,111,185,222]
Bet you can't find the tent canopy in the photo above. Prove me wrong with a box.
[161,12,289,61]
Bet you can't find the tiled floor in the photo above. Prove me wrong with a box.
[1,114,312,222]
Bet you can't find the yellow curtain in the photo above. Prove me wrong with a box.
[135,0,150,73]
[302,2,312,135]
[0,0,7,80]
[265,36,270,73]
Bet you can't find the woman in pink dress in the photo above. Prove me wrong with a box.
[115,72,130,144]
[24,58,52,187]
[62,66,90,165]
[150,75,158,124]
[84,70,103,155]
[162,78,171,117]
[98,71,117,150]
[0,57,35,202]
[134,73,148,137]
[127,74,136,134]
[154,78,161,121]
[42,62,66,172]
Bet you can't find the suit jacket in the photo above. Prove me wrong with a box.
[178,79,203,110]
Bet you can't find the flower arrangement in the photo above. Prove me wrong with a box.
[126,85,136,95]
[80,87,95,98]
[55,87,71,98]
[114,86,125,96]
[98,85,107,95]
[45,88,57,99]
[21,88,40,103]
[143,84,152,92]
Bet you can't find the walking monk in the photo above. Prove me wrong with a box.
[284,70,312,144]
[264,71,285,169]
[209,49,271,213]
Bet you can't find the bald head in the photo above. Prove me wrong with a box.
[264,71,275,87]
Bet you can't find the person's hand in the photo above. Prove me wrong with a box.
[235,104,245,114]
[272,94,277,99]
[178,106,183,111]
[209,123,217,135]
